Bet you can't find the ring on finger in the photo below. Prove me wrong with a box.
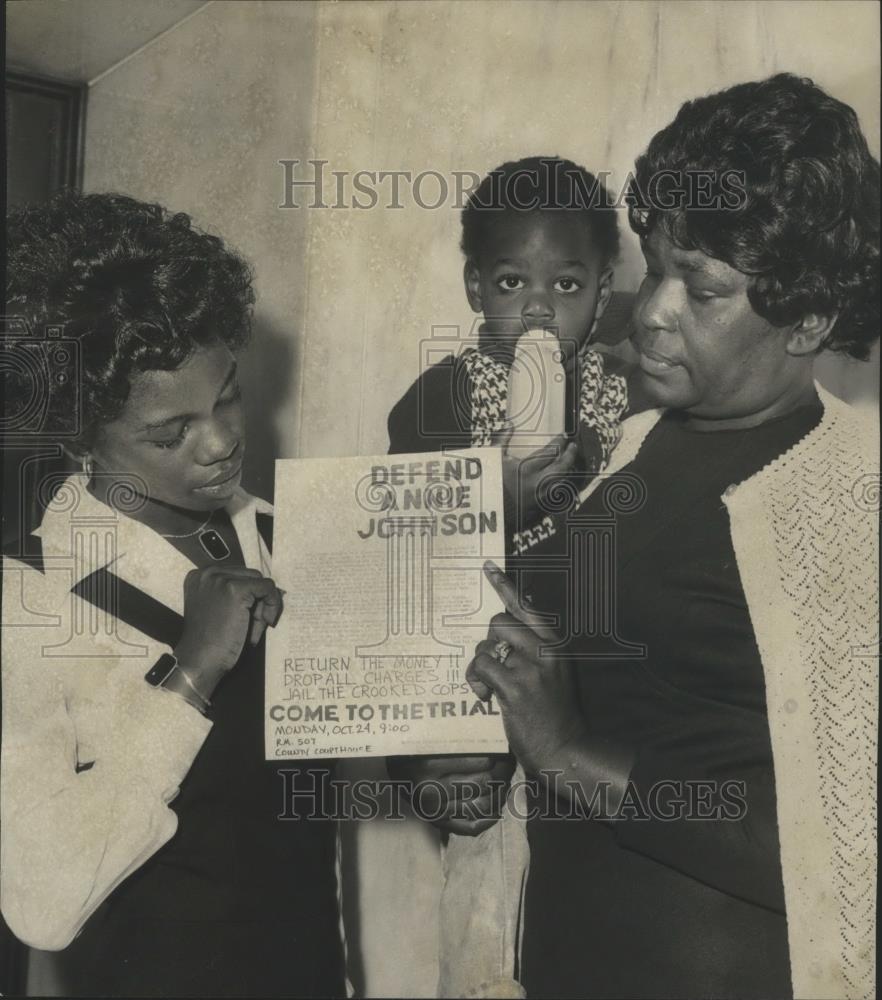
[492,639,513,664]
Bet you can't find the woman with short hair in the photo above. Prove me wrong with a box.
[423,73,878,999]
[1,192,346,997]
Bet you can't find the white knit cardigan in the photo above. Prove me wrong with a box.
[438,383,878,1000]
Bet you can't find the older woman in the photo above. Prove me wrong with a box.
[1,193,346,997]
[440,73,878,999]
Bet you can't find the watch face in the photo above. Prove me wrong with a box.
[145,653,177,687]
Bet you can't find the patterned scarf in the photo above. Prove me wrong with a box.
[460,346,629,552]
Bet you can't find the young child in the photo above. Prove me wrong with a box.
[388,155,633,552]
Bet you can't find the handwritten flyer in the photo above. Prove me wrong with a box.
[265,447,508,758]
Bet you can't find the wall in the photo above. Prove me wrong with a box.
[84,0,319,502]
[81,2,880,996]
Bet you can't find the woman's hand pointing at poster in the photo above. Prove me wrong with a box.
[468,562,634,806]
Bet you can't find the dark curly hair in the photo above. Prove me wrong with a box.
[627,73,880,360]
[5,190,255,447]
[461,156,620,267]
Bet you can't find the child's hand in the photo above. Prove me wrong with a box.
[387,754,516,835]
[492,424,590,529]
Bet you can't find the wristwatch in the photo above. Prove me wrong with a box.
[144,652,178,687]
[145,653,212,711]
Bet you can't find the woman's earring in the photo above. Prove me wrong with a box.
[81,455,93,478]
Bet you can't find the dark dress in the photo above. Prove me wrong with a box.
[45,515,346,998]
[519,399,823,999]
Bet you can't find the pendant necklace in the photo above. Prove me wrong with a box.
[159,509,232,561]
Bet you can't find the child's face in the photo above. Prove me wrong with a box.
[464,210,613,371]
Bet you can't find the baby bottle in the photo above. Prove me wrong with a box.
[505,327,566,456]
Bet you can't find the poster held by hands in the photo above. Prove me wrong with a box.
[265,447,508,759]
